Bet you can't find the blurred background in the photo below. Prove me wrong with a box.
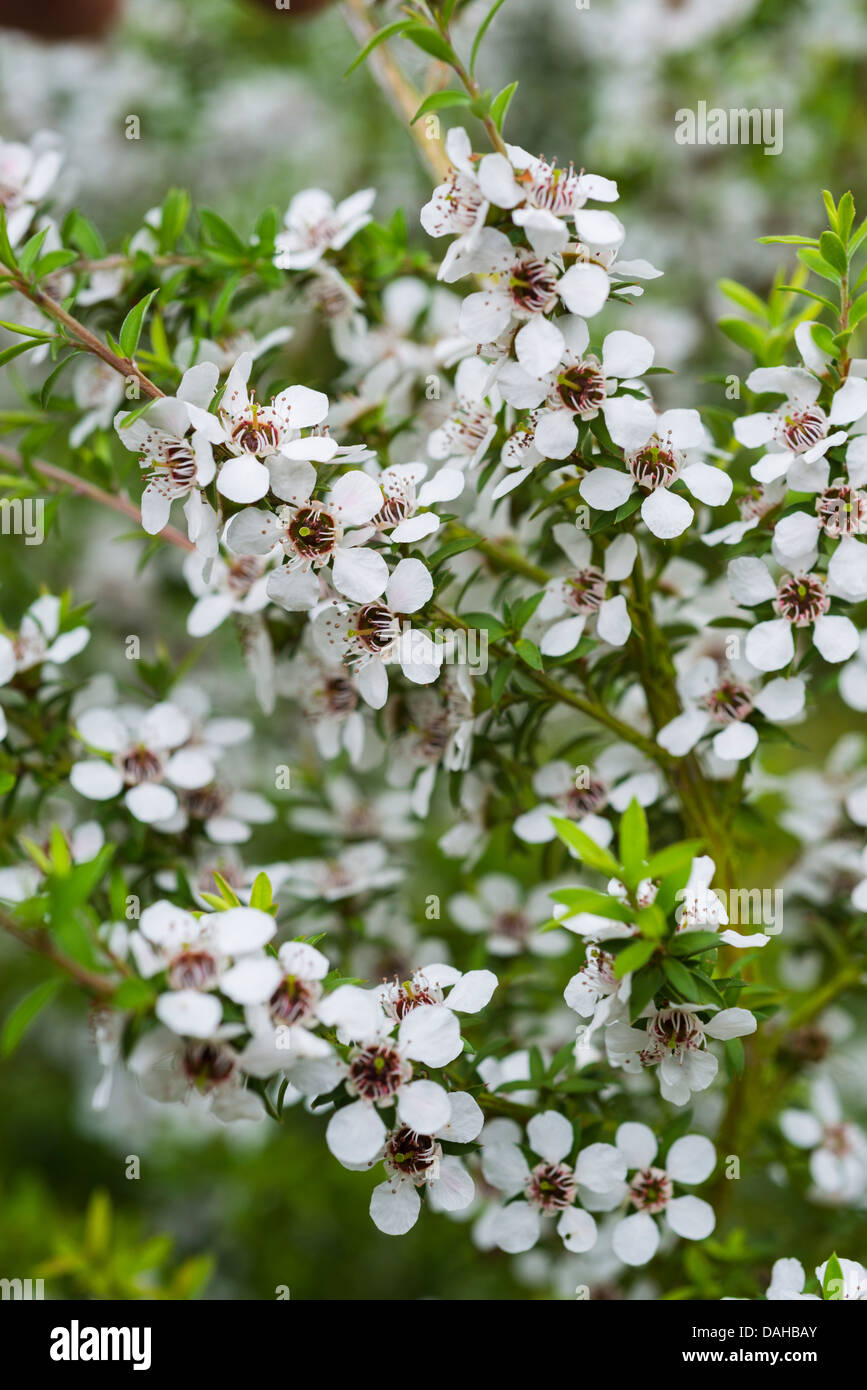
[1,0,866,1300]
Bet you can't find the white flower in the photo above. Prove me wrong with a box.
[281,841,402,902]
[0,134,62,245]
[130,901,276,1039]
[564,946,631,1030]
[535,524,636,653]
[368,461,465,542]
[375,963,498,1024]
[481,1111,599,1255]
[499,323,654,461]
[209,351,333,504]
[321,990,463,1166]
[606,1003,756,1105]
[513,750,660,845]
[0,596,89,705]
[580,400,730,539]
[765,1258,821,1301]
[814,1258,867,1300]
[367,1092,484,1236]
[310,558,440,709]
[182,550,272,636]
[780,1076,867,1203]
[734,364,867,488]
[70,358,125,448]
[274,187,375,270]
[427,355,499,470]
[227,470,389,608]
[69,699,213,825]
[727,555,859,670]
[114,363,222,549]
[657,651,805,762]
[129,1024,265,1122]
[675,855,770,948]
[574,1123,716,1267]
[450,874,571,956]
[421,128,491,281]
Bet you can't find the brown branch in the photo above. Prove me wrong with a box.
[0,445,195,551]
[0,908,114,996]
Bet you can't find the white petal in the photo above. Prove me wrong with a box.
[666,1134,716,1184]
[445,969,497,1014]
[703,1007,757,1040]
[681,462,732,506]
[156,989,222,1038]
[494,1202,541,1254]
[813,614,859,663]
[557,1206,597,1253]
[612,1211,660,1266]
[385,557,433,614]
[515,316,564,376]
[211,906,276,954]
[745,619,794,672]
[398,1004,462,1067]
[326,1100,386,1165]
[711,721,758,761]
[397,1079,451,1133]
[666,1195,715,1240]
[216,457,271,503]
[558,263,610,317]
[332,546,389,603]
[575,1141,627,1193]
[596,595,630,646]
[641,488,694,539]
[601,330,654,378]
[125,782,178,823]
[579,467,633,511]
[528,1110,574,1165]
[369,1178,420,1235]
[615,1122,657,1169]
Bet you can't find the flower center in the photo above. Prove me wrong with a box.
[564,567,606,614]
[628,443,679,492]
[508,256,559,316]
[775,573,829,627]
[349,603,398,655]
[383,975,442,1022]
[120,745,163,785]
[227,556,261,594]
[269,975,319,1026]
[163,440,198,489]
[231,419,280,454]
[348,1043,409,1102]
[701,679,754,724]
[182,1041,235,1087]
[492,909,531,942]
[183,784,226,821]
[287,505,337,560]
[385,1126,441,1182]
[629,1166,673,1213]
[526,1161,576,1211]
[168,949,219,991]
[780,405,826,453]
[643,1007,705,1062]
[560,777,609,816]
[817,484,867,538]
[520,161,582,216]
[556,363,607,417]
[321,675,358,715]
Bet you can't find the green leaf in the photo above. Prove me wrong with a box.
[717,278,767,319]
[629,965,663,1020]
[113,977,157,1011]
[618,799,648,885]
[549,888,635,922]
[662,957,697,999]
[249,871,274,912]
[490,81,518,133]
[411,90,471,124]
[470,0,508,74]
[819,230,848,276]
[490,654,515,703]
[823,1253,844,1300]
[0,207,18,270]
[552,817,622,876]
[718,317,766,355]
[402,22,457,65]
[614,938,657,978]
[0,318,54,341]
[797,246,842,284]
[756,234,819,246]
[1,978,63,1056]
[670,930,722,958]
[344,20,412,77]
[212,871,241,907]
[806,322,837,357]
[118,288,160,359]
[514,637,543,670]
[17,226,50,275]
